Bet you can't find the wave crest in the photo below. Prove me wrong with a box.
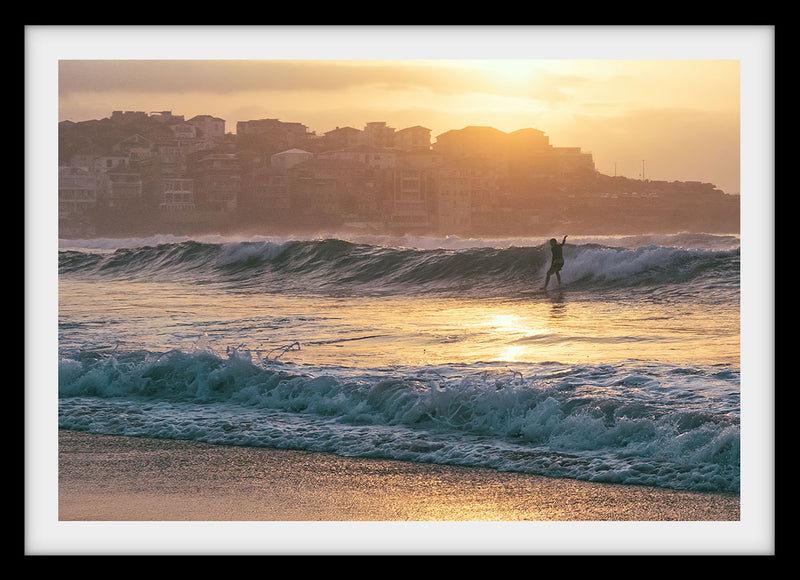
[58,347,740,492]
[59,236,740,297]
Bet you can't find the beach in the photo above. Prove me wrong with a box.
[49,234,759,555]
[59,430,739,522]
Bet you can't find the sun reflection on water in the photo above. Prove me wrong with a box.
[59,278,739,369]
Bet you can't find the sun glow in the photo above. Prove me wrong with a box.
[55,56,742,192]
[466,308,555,363]
[485,313,542,336]
[447,59,543,77]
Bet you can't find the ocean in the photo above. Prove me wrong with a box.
[57,232,741,494]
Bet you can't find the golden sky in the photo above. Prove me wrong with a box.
[42,26,773,196]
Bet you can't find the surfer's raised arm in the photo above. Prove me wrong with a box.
[561,235,568,245]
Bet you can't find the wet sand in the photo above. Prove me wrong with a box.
[57,430,740,523]
[43,430,755,554]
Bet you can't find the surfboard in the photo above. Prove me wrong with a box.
[520,286,565,298]
[520,288,549,296]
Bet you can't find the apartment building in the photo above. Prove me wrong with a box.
[188,115,226,150]
[360,121,395,148]
[58,166,97,218]
[319,126,361,151]
[286,157,379,226]
[394,126,432,152]
[390,167,432,229]
[159,178,195,213]
[190,153,240,212]
[243,149,313,220]
[236,118,311,154]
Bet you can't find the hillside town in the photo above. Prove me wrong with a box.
[58,110,740,238]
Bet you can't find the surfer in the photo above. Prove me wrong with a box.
[544,235,568,289]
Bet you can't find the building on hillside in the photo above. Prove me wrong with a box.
[152,141,187,176]
[89,154,144,211]
[110,110,148,125]
[158,178,195,213]
[244,148,314,221]
[435,162,473,232]
[247,166,291,220]
[67,150,102,171]
[188,115,226,149]
[167,122,199,154]
[318,146,397,170]
[97,171,143,211]
[113,134,155,164]
[286,157,378,226]
[387,154,437,230]
[394,126,431,152]
[93,154,132,174]
[360,122,395,149]
[320,126,362,151]
[552,147,596,178]
[433,126,509,162]
[434,159,502,233]
[271,149,314,172]
[236,118,311,155]
[396,149,444,170]
[58,166,97,218]
[149,110,185,123]
[190,153,240,212]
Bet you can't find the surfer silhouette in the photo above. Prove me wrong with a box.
[544,235,568,289]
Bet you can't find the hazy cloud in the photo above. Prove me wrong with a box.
[60,60,465,95]
[58,60,586,104]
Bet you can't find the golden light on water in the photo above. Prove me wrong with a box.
[60,275,738,370]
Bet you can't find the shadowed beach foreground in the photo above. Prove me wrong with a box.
[59,430,739,522]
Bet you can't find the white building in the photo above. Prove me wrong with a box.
[159,178,195,212]
[271,149,313,172]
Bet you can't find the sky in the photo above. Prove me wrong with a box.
[30,25,773,200]
[57,57,741,193]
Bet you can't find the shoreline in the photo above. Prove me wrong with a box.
[58,430,739,523]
